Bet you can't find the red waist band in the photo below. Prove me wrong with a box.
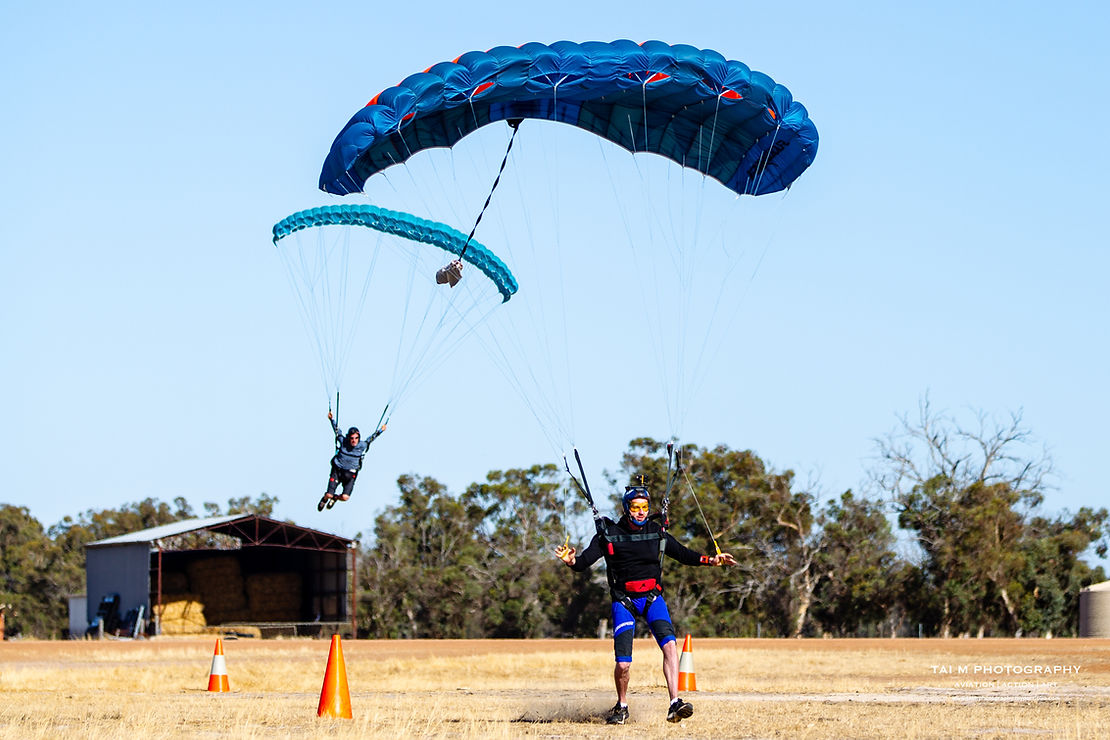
[624,578,658,593]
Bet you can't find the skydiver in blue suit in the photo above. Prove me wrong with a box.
[318,410,385,511]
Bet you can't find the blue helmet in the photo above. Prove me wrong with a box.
[622,486,650,518]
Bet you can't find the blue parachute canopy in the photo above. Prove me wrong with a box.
[272,204,518,302]
[320,40,818,197]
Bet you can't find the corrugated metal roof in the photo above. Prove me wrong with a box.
[85,514,353,552]
[87,515,244,546]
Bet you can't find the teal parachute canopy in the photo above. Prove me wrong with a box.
[273,204,517,302]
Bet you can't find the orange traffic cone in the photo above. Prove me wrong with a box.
[317,634,353,718]
[207,637,230,692]
[677,634,697,691]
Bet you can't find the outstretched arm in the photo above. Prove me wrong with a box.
[664,533,737,566]
[327,410,341,442]
[557,532,604,572]
[367,421,387,444]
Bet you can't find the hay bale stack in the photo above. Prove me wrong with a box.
[186,556,249,625]
[246,572,303,622]
[153,594,206,634]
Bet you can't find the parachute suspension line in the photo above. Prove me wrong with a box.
[656,91,709,434]
[671,194,788,427]
[384,241,424,410]
[472,103,576,455]
[546,86,578,449]
[393,121,417,166]
[352,134,516,416]
[459,118,522,260]
[619,89,707,436]
[304,229,341,396]
[680,459,723,556]
[382,239,477,413]
[376,115,482,244]
[378,157,460,244]
[381,229,476,414]
[278,235,330,396]
[469,124,573,452]
[747,122,784,196]
[687,191,791,406]
[625,112,640,156]
[654,97,763,433]
[671,100,748,422]
[596,132,678,433]
[394,285,495,406]
[701,95,725,178]
[278,224,380,402]
[340,168,361,195]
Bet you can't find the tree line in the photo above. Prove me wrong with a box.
[2,402,1106,639]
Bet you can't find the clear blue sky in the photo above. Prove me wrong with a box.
[3,2,1107,567]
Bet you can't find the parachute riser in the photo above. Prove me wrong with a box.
[374,403,390,431]
[656,442,680,568]
[661,442,678,529]
[563,448,605,537]
[333,392,341,451]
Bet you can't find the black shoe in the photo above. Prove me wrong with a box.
[325,496,337,510]
[667,698,693,723]
[605,703,629,725]
[317,495,329,512]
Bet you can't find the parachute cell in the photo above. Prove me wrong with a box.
[319,40,818,198]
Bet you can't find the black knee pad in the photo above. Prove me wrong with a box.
[649,618,675,645]
[613,625,635,660]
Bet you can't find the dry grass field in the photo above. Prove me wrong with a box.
[2,637,1109,738]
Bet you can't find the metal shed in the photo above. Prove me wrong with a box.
[85,515,355,637]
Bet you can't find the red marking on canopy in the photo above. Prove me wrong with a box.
[367,93,382,107]
[721,89,743,100]
[645,72,670,84]
[401,112,415,122]
[471,81,494,97]
[767,107,777,120]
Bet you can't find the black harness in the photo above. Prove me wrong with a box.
[598,515,667,610]
[563,449,672,610]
